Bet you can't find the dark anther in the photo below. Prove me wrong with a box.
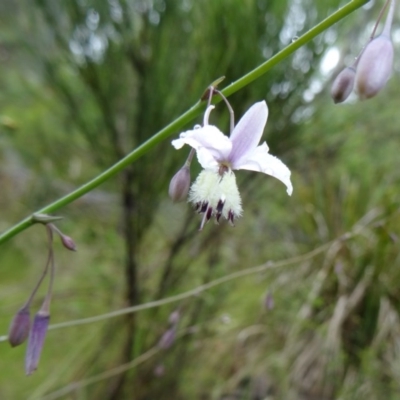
[216,199,225,213]
[206,207,213,220]
[200,202,208,213]
[228,210,235,226]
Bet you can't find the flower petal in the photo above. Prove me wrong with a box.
[229,101,268,167]
[172,125,232,170]
[236,142,293,195]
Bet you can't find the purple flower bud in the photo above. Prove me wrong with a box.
[60,234,77,251]
[8,307,31,347]
[334,261,343,275]
[25,311,50,375]
[168,165,190,202]
[355,35,394,99]
[158,328,176,349]
[153,363,165,377]
[331,67,356,103]
[264,291,274,310]
[168,310,180,326]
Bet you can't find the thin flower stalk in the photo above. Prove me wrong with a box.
[24,225,55,375]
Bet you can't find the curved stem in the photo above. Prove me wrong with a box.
[41,225,54,313]
[21,225,54,309]
[0,0,368,246]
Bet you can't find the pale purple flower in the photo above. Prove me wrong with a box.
[172,101,292,229]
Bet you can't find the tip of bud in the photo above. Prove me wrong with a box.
[8,307,31,348]
[169,166,191,203]
[331,67,356,104]
[25,311,50,375]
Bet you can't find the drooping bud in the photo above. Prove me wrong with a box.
[47,224,77,251]
[158,328,176,349]
[153,363,165,377]
[8,307,31,347]
[264,291,274,310]
[355,0,395,100]
[168,309,180,326]
[59,234,77,251]
[355,36,394,99]
[334,261,343,275]
[25,310,50,375]
[331,66,356,103]
[168,165,191,202]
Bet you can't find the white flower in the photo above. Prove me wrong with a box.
[172,100,292,230]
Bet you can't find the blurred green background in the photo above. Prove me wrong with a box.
[1,0,400,399]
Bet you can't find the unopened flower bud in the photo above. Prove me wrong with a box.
[158,328,176,349]
[168,310,180,326]
[60,234,77,251]
[154,363,165,377]
[334,261,343,275]
[8,307,31,347]
[169,165,190,202]
[355,0,395,100]
[331,67,356,103]
[264,291,274,310]
[48,224,77,251]
[25,311,50,375]
[355,36,393,99]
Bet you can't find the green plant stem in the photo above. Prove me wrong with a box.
[0,0,368,245]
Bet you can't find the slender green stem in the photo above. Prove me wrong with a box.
[0,0,368,245]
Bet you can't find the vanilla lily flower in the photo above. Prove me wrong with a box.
[171,101,292,230]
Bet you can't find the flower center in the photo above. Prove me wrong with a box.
[188,169,243,231]
[218,163,231,176]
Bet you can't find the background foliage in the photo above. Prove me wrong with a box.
[1,0,400,399]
